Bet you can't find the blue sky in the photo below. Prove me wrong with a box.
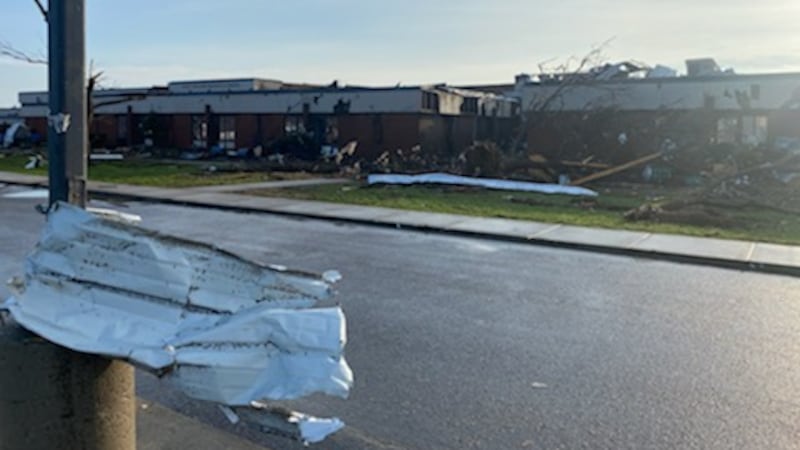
[2,0,800,106]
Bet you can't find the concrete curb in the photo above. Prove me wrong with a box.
[90,189,800,278]
[3,176,798,278]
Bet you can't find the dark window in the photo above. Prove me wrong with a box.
[461,97,478,114]
[422,91,440,112]
[116,115,127,141]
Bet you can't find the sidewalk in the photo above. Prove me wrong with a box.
[3,170,800,277]
[188,177,348,193]
[138,399,268,450]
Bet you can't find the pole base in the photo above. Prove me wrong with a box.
[0,321,136,450]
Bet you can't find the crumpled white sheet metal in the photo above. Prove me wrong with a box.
[3,202,352,443]
[367,172,599,197]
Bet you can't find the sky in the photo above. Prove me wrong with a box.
[2,0,800,106]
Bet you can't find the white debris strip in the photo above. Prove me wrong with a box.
[2,202,352,444]
[367,172,599,196]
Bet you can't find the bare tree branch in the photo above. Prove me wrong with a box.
[0,41,47,64]
[509,39,617,154]
[33,0,48,21]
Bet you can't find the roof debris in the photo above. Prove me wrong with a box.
[2,202,352,444]
[368,172,599,196]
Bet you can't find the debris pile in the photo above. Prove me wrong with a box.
[623,148,800,227]
[461,141,504,177]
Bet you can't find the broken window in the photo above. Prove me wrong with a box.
[285,116,305,135]
[325,117,339,144]
[219,115,236,149]
[742,115,768,146]
[716,117,739,144]
[422,91,440,112]
[716,115,768,146]
[192,115,208,148]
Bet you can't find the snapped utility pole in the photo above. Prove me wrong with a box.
[0,2,135,449]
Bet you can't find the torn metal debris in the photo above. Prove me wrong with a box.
[2,202,352,444]
[368,172,599,196]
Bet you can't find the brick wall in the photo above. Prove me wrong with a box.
[380,114,421,156]
[233,114,259,148]
[25,117,48,136]
[90,115,117,148]
[171,114,192,148]
[259,114,285,143]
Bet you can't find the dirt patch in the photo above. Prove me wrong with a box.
[625,203,736,228]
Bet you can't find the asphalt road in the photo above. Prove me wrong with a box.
[1,187,799,450]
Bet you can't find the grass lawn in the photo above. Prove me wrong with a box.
[0,154,305,188]
[245,182,800,245]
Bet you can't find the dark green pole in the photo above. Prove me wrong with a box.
[46,0,68,205]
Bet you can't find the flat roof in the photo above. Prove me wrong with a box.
[167,78,283,85]
[523,71,800,87]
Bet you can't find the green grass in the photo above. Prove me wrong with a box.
[246,182,800,245]
[6,151,799,245]
[0,154,298,188]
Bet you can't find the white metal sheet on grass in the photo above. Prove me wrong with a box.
[367,172,599,196]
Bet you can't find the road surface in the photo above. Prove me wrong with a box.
[1,188,798,449]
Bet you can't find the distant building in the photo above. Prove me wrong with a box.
[511,59,800,159]
[18,78,519,158]
[0,107,21,126]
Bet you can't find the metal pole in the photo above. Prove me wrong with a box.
[62,0,88,207]
[0,2,135,449]
[46,0,68,205]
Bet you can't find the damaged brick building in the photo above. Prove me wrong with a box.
[510,59,800,164]
[18,78,519,159]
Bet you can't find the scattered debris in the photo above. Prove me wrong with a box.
[2,122,29,148]
[89,153,124,161]
[2,203,352,444]
[461,141,503,177]
[335,141,358,165]
[570,151,664,186]
[24,155,42,169]
[624,151,800,227]
[226,402,345,444]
